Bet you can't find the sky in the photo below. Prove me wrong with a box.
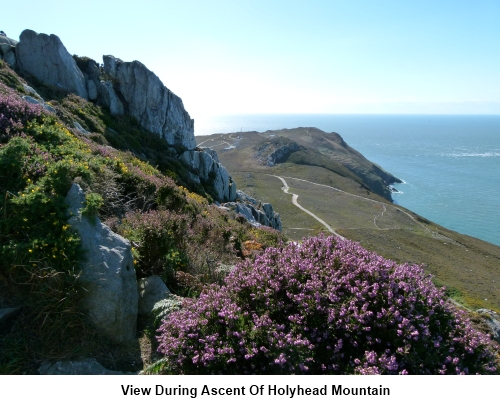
[3,0,500,118]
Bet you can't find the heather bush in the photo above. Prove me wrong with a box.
[156,235,499,374]
[0,83,44,142]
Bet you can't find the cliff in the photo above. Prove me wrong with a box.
[2,29,242,203]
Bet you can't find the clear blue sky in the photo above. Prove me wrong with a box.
[3,0,500,117]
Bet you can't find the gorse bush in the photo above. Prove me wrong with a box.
[156,235,499,374]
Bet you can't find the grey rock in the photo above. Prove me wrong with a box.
[22,95,42,105]
[102,55,195,149]
[39,358,137,375]
[22,95,56,113]
[65,184,138,342]
[3,50,15,67]
[223,191,282,231]
[22,84,42,98]
[16,29,88,99]
[87,79,98,100]
[0,43,12,55]
[76,57,101,101]
[138,275,171,315]
[0,307,21,325]
[0,34,17,55]
[201,147,220,162]
[180,150,237,202]
[73,121,90,134]
[0,35,19,53]
[236,190,258,205]
[477,309,500,343]
[99,81,124,115]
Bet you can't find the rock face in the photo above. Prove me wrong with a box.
[223,190,282,231]
[65,184,138,342]
[180,148,237,202]
[102,55,195,150]
[16,29,88,99]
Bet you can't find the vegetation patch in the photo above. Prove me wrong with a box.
[155,235,499,374]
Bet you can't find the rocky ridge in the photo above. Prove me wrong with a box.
[3,29,256,204]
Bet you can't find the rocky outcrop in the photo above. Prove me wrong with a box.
[222,190,282,231]
[16,29,88,99]
[65,184,138,342]
[101,55,195,150]
[74,57,101,101]
[180,148,237,202]
[11,29,237,202]
[0,35,18,68]
[254,136,302,167]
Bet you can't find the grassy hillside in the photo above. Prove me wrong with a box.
[197,129,500,313]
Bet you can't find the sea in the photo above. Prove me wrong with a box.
[194,114,500,247]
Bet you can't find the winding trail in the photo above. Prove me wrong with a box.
[265,174,456,243]
[269,175,345,240]
[272,175,433,234]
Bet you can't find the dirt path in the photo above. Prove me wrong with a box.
[269,174,458,244]
[269,175,345,240]
[275,175,436,233]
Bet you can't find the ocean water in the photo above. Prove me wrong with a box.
[195,114,500,247]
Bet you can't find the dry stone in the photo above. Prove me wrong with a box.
[65,183,138,342]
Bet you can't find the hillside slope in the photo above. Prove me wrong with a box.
[197,128,500,312]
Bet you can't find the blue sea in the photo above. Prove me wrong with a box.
[194,114,500,247]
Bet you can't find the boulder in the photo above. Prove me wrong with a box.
[3,51,15,67]
[137,276,171,316]
[0,35,17,55]
[102,55,195,149]
[16,29,88,99]
[65,184,138,342]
